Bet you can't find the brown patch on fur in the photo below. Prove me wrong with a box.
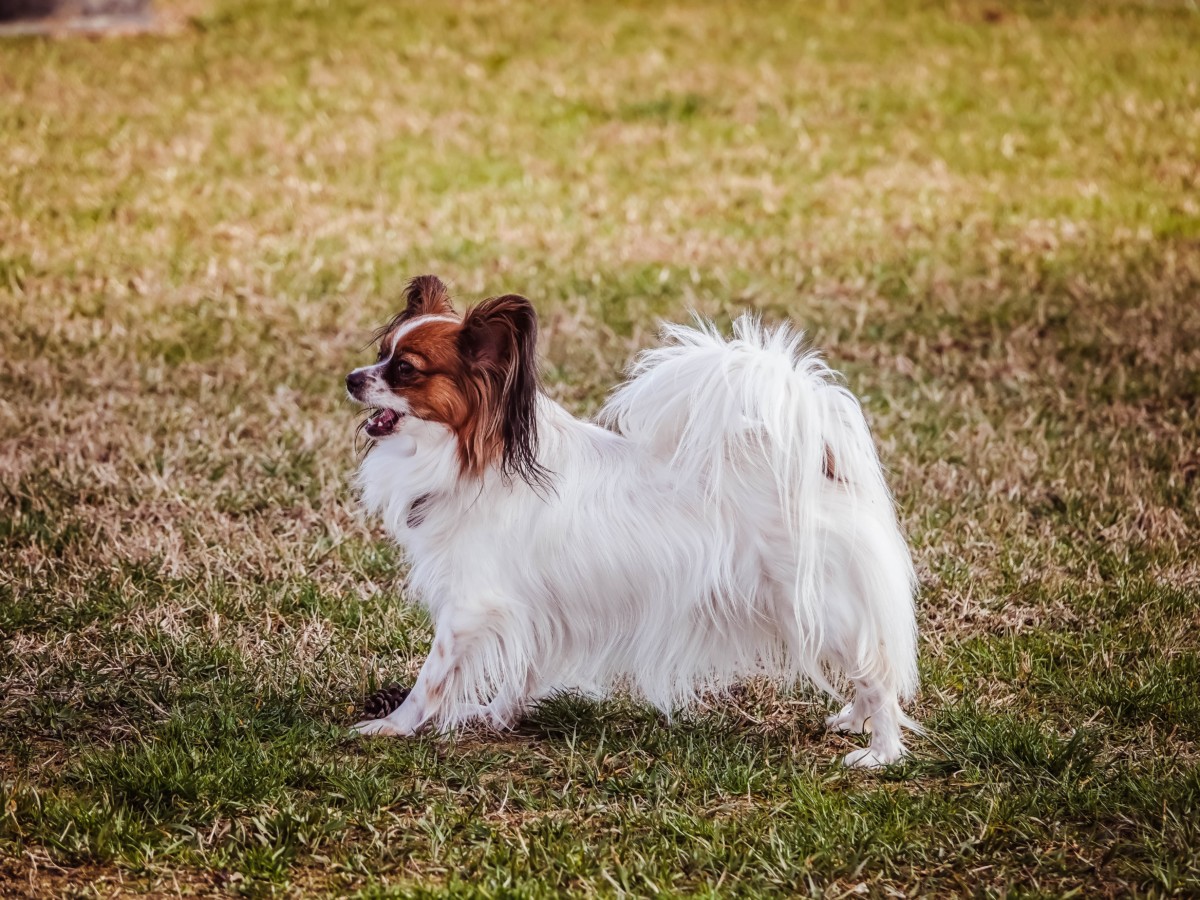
[371,289,550,488]
[384,316,472,429]
[823,444,841,482]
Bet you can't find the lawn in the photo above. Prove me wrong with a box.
[1,0,1198,895]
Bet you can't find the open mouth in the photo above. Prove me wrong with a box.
[364,408,404,438]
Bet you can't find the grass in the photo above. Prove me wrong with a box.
[1,0,1198,894]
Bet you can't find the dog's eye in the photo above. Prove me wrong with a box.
[395,359,415,376]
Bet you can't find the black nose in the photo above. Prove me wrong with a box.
[346,370,367,394]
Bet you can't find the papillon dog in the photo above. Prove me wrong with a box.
[346,275,918,766]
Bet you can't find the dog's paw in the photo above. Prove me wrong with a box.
[825,703,869,734]
[841,746,904,769]
[351,717,410,737]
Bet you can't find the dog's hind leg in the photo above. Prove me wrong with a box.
[816,519,918,768]
[825,693,871,735]
[826,677,908,768]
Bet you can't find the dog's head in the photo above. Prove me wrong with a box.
[347,275,547,487]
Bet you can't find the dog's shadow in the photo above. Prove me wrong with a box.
[352,681,855,762]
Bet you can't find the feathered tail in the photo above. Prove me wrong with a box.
[599,314,918,703]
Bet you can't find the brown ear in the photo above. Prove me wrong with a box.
[369,274,453,345]
[401,275,454,320]
[370,275,455,354]
[458,294,550,490]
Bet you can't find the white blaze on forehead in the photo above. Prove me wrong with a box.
[386,315,460,358]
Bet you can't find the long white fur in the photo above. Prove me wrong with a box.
[353,314,918,767]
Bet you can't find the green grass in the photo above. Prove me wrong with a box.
[2,0,1199,895]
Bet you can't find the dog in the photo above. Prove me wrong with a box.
[346,275,918,766]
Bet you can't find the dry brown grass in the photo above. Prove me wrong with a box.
[1,0,1198,895]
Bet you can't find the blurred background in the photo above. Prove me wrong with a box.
[1,0,1198,894]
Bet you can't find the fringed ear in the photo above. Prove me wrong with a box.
[371,275,456,348]
[401,275,454,320]
[458,294,551,490]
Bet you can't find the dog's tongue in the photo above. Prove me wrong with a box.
[366,409,401,437]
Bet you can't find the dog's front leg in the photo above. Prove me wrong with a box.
[352,624,464,736]
[352,604,520,737]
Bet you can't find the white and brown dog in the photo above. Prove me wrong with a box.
[347,276,918,766]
